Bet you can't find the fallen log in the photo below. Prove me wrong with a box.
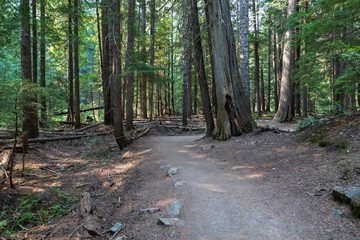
[27,131,113,143]
[55,106,104,116]
[74,122,102,132]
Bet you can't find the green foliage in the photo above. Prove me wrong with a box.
[0,189,78,236]
[295,116,321,130]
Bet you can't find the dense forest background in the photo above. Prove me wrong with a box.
[0,0,359,139]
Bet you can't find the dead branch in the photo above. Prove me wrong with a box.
[27,131,113,143]
[74,122,102,132]
[55,106,104,116]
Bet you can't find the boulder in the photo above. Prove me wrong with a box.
[333,186,360,203]
[166,200,182,216]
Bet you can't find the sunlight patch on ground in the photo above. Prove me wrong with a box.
[122,149,152,158]
[198,183,224,193]
[232,165,256,170]
[224,172,265,181]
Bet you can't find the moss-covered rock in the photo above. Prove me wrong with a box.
[350,194,360,218]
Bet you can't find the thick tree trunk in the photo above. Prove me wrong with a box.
[125,0,136,130]
[240,0,250,103]
[149,0,155,121]
[205,0,254,140]
[190,0,214,137]
[21,0,39,138]
[68,0,74,123]
[113,0,126,149]
[74,0,80,128]
[274,0,296,123]
[40,0,46,126]
[252,0,261,117]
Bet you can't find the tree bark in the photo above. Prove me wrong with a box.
[182,0,192,126]
[140,0,147,119]
[101,0,112,125]
[266,20,271,112]
[40,0,46,126]
[205,0,255,140]
[274,0,296,123]
[125,0,136,130]
[149,0,155,121]
[113,0,126,149]
[190,0,214,137]
[68,0,74,123]
[21,0,39,138]
[261,67,266,112]
[74,0,80,128]
[252,0,261,117]
[273,28,278,111]
[32,0,37,85]
[240,0,250,104]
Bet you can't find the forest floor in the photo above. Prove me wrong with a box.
[1,114,360,239]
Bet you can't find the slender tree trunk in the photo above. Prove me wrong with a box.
[266,23,271,112]
[101,0,112,125]
[273,28,278,111]
[74,0,80,128]
[295,39,301,115]
[149,0,155,121]
[140,0,147,119]
[68,0,74,123]
[125,0,136,130]
[261,67,266,112]
[171,12,175,115]
[205,0,255,140]
[240,0,250,104]
[40,0,46,126]
[190,0,214,137]
[252,0,261,117]
[21,0,39,138]
[113,0,126,149]
[32,0,37,85]
[274,0,296,122]
[182,0,192,126]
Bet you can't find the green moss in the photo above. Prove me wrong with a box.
[351,195,360,218]
[336,141,350,150]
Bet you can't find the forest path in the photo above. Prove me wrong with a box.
[142,135,292,239]
[119,133,357,240]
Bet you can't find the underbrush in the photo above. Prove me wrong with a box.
[0,187,79,236]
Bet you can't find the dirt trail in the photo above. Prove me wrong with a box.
[119,134,359,239]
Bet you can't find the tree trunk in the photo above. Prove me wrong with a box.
[190,0,214,137]
[182,0,192,126]
[274,0,296,123]
[252,0,261,117]
[149,0,155,121]
[139,0,147,119]
[205,0,255,140]
[240,0,250,104]
[32,0,37,85]
[113,0,126,149]
[261,67,266,113]
[101,0,112,125]
[40,0,46,126]
[125,0,136,130]
[266,21,271,112]
[74,0,80,128]
[68,0,74,123]
[273,28,278,111]
[21,0,39,138]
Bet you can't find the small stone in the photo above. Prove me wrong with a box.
[158,218,184,226]
[174,181,184,187]
[331,209,341,219]
[59,165,66,171]
[160,164,171,169]
[110,222,124,233]
[166,200,182,216]
[139,208,160,214]
[167,167,178,176]
[115,237,125,240]
[210,145,215,149]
